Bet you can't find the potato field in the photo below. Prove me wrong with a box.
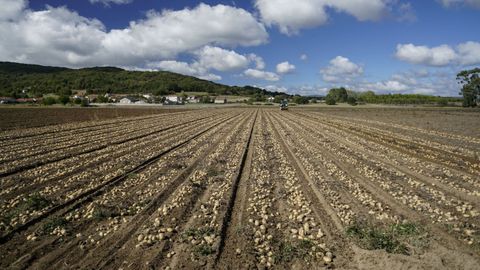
[0,108,479,269]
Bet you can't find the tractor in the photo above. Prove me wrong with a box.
[280,99,288,110]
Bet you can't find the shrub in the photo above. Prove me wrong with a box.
[437,99,448,107]
[80,99,89,107]
[325,96,336,105]
[58,95,70,105]
[42,217,68,234]
[346,222,424,255]
[347,96,357,106]
[42,97,57,105]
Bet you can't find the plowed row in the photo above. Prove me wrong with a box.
[0,108,479,269]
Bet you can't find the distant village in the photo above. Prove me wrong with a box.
[0,89,265,106]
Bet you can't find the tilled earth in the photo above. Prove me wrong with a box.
[0,107,479,269]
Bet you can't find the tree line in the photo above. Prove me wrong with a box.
[324,88,462,106]
[0,62,287,99]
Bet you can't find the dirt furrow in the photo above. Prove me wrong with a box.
[0,112,240,247]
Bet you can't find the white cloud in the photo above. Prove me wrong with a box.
[263,85,289,93]
[320,56,363,83]
[352,69,460,96]
[457,41,480,65]
[0,0,27,20]
[395,44,456,66]
[146,46,268,81]
[300,54,308,61]
[244,69,280,81]
[254,0,389,35]
[148,60,221,81]
[194,46,249,72]
[395,42,480,66]
[367,80,409,92]
[0,3,268,68]
[0,5,107,66]
[248,54,266,69]
[276,61,296,74]
[90,0,133,6]
[438,0,480,9]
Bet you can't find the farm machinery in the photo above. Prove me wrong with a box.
[280,99,288,110]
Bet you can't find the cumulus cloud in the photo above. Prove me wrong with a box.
[0,0,27,20]
[0,2,268,68]
[194,46,249,72]
[351,69,460,96]
[276,61,295,74]
[320,56,363,83]
[0,5,107,66]
[395,42,480,66]
[248,54,266,69]
[438,0,480,8]
[263,85,289,93]
[457,41,480,65]
[244,69,280,81]
[90,0,133,6]
[395,44,456,66]
[146,46,268,81]
[366,80,409,92]
[147,60,222,81]
[255,0,389,35]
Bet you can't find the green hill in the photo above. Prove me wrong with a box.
[0,62,288,98]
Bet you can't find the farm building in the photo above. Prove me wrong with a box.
[142,94,153,100]
[16,98,40,104]
[186,96,199,103]
[165,95,182,105]
[119,97,138,104]
[0,97,17,104]
[267,96,275,102]
[214,96,227,104]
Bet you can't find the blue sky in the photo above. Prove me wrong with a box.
[1,0,480,96]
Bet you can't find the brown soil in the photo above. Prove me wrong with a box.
[0,106,189,130]
[0,107,479,269]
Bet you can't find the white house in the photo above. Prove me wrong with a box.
[119,97,138,104]
[214,96,227,104]
[267,96,275,102]
[165,95,182,105]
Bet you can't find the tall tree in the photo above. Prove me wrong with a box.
[327,87,348,103]
[457,68,480,107]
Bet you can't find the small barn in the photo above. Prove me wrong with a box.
[214,96,227,104]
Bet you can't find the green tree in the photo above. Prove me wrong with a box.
[358,91,376,103]
[96,95,109,103]
[327,87,348,103]
[293,95,309,104]
[58,95,70,105]
[325,95,336,105]
[42,97,57,105]
[200,95,212,103]
[457,68,480,107]
[347,96,357,106]
[274,95,287,103]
